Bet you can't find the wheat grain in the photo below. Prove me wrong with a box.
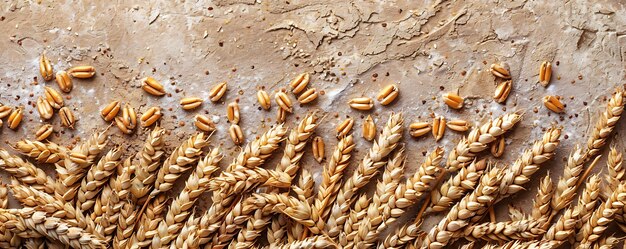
[446,112,522,172]
[1,208,105,249]
[443,93,464,109]
[67,65,96,78]
[490,63,511,79]
[130,126,166,205]
[59,107,76,129]
[55,70,72,92]
[336,118,354,138]
[586,87,625,159]
[421,166,505,249]
[227,101,241,124]
[348,97,374,111]
[101,101,121,122]
[363,115,376,141]
[325,112,403,240]
[7,107,23,129]
[195,114,216,132]
[0,105,11,119]
[447,119,470,132]
[76,148,122,212]
[14,139,66,164]
[43,86,63,109]
[494,80,512,103]
[180,97,203,110]
[112,201,135,249]
[39,53,53,81]
[229,124,244,145]
[36,96,53,120]
[575,182,626,247]
[409,122,431,138]
[377,84,399,105]
[142,77,166,96]
[140,106,162,127]
[150,148,222,247]
[275,91,294,113]
[35,124,54,141]
[432,116,445,141]
[312,136,325,163]
[543,95,565,113]
[429,159,487,213]
[464,219,545,242]
[209,82,228,102]
[491,136,505,158]
[539,61,552,87]
[289,73,310,94]
[149,132,209,196]
[257,90,271,110]
[0,149,54,194]
[298,88,319,104]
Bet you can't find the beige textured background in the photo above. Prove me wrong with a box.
[1,0,625,247]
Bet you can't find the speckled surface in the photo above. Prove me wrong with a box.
[1,0,626,247]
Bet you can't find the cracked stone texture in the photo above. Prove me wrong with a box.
[0,0,625,246]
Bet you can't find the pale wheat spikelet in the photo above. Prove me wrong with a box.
[150,132,210,196]
[508,205,525,221]
[574,175,602,232]
[130,126,166,205]
[267,114,318,245]
[350,147,406,248]
[269,235,338,249]
[499,127,561,199]
[149,148,222,247]
[378,223,425,249]
[95,158,132,242]
[421,166,504,249]
[575,182,626,247]
[55,130,108,201]
[0,183,7,208]
[586,87,624,159]
[112,201,136,249]
[0,182,20,248]
[446,113,522,172]
[532,174,554,221]
[464,219,545,242]
[1,208,105,249]
[195,125,287,246]
[550,145,585,214]
[169,214,199,249]
[208,195,260,248]
[23,238,45,249]
[340,194,371,246]
[429,159,487,213]
[593,236,621,249]
[287,169,315,243]
[13,139,66,164]
[76,148,122,212]
[46,240,67,249]
[208,166,291,194]
[490,240,559,249]
[460,242,475,249]
[543,207,577,244]
[132,194,168,248]
[313,135,355,223]
[0,149,54,194]
[326,112,403,239]
[604,147,624,199]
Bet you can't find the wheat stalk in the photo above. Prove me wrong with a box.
[195,124,287,246]
[325,112,403,239]
[464,219,545,242]
[429,159,487,213]
[112,201,136,249]
[132,194,168,248]
[1,208,105,249]
[149,148,222,248]
[312,135,355,224]
[76,147,122,212]
[575,182,626,248]
[498,127,562,199]
[421,166,505,248]
[54,130,108,202]
[585,87,624,159]
[446,113,522,172]
[532,174,554,221]
[130,126,166,205]
[150,132,210,197]
[348,146,406,248]
[13,139,66,164]
[550,145,585,214]
[0,149,55,194]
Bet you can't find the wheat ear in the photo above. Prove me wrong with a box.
[266,114,318,245]
[593,236,621,249]
[286,169,315,243]
[195,124,287,246]
[14,139,66,164]
[575,182,626,248]
[112,201,136,249]
[76,147,122,212]
[349,147,406,248]
[0,183,7,209]
[585,87,624,159]
[0,182,20,248]
[531,174,554,221]
[150,132,209,196]
[464,219,545,242]
[313,135,355,223]
[340,194,371,246]
[130,126,166,205]
[267,235,338,249]
[421,166,505,249]
[488,240,560,249]
[574,174,602,233]
[131,194,168,248]
[550,145,585,215]
[429,159,487,213]
[378,223,426,249]
[604,147,624,200]
[325,112,403,239]
[1,208,105,249]
[54,130,108,202]
[23,238,45,249]
[446,113,522,172]
[168,214,199,249]
[94,158,132,242]
[0,149,54,194]
[150,148,222,248]
[499,127,562,199]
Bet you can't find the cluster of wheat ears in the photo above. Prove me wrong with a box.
[0,81,624,249]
